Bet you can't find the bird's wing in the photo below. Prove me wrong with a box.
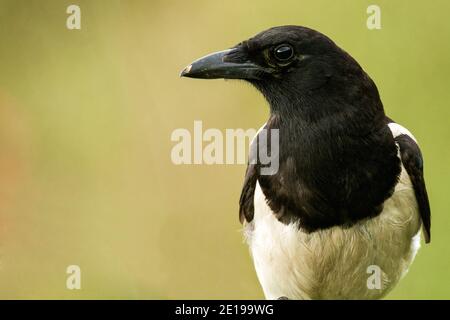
[239,163,257,224]
[388,122,431,243]
[239,123,267,224]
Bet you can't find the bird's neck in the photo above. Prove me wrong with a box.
[267,89,391,169]
[266,72,387,138]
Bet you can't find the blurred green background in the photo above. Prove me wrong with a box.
[0,0,448,299]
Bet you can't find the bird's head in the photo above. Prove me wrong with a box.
[181,26,382,118]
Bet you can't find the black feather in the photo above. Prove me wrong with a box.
[395,133,431,243]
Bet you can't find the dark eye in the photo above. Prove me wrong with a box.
[274,44,294,62]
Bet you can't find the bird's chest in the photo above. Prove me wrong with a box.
[256,123,401,231]
[245,166,421,300]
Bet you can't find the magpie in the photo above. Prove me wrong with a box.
[181,26,431,299]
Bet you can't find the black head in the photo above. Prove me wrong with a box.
[181,26,384,121]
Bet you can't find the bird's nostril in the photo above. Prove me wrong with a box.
[223,48,248,64]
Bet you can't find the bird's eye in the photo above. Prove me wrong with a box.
[274,45,294,62]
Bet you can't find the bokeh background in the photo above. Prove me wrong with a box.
[0,0,448,299]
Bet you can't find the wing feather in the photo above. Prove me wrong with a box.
[394,133,431,243]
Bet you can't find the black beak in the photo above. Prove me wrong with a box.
[180,49,265,80]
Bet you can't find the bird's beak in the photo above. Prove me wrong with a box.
[180,49,264,80]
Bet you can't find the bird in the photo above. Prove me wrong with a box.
[180,25,431,300]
